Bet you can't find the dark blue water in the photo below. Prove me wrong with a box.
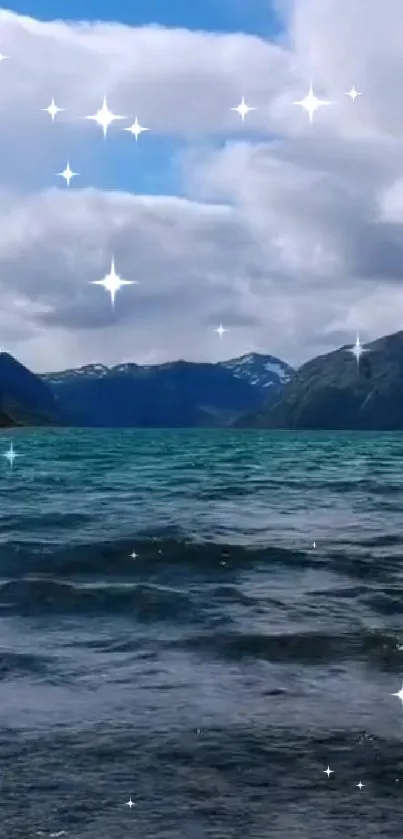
[1,428,403,837]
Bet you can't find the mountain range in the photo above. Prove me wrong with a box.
[0,351,293,428]
[4,329,403,430]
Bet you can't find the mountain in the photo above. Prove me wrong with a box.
[0,352,62,427]
[218,352,293,391]
[234,329,403,430]
[41,352,292,427]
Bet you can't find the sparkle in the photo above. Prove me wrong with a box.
[231,96,255,122]
[3,442,18,467]
[90,258,137,307]
[130,552,137,559]
[42,99,64,121]
[391,683,403,704]
[85,96,126,137]
[348,334,367,365]
[313,541,316,549]
[323,766,333,778]
[0,53,8,63]
[345,85,361,102]
[356,781,365,790]
[215,323,228,338]
[294,83,331,124]
[124,116,149,141]
[126,798,135,809]
[57,162,79,187]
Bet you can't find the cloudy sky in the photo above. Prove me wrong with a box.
[0,0,402,372]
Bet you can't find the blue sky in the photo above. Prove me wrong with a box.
[4,0,283,196]
[6,0,282,37]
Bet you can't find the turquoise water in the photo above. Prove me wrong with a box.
[1,429,403,837]
[3,428,403,549]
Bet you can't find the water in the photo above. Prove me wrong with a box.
[1,428,403,837]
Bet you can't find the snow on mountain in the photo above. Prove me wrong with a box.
[42,363,109,384]
[218,353,294,391]
[42,353,294,393]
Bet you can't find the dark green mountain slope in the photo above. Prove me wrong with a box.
[234,330,403,430]
[0,352,62,428]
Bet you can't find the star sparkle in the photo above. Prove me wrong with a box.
[126,798,135,809]
[124,116,149,141]
[348,334,367,365]
[323,766,333,778]
[231,96,255,122]
[391,683,403,704]
[215,323,228,338]
[356,781,365,790]
[345,85,361,102]
[90,258,137,307]
[3,442,18,467]
[0,53,8,63]
[57,162,79,187]
[42,99,64,121]
[85,96,126,137]
[294,83,331,124]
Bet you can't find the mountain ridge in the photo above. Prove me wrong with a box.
[234,329,403,430]
[39,351,292,427]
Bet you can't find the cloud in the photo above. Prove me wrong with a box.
[1,2,403,371]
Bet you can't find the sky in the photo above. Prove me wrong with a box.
[1,0,403,372]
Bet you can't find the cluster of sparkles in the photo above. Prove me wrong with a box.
[40,93,148,306]
[232,82,361,126]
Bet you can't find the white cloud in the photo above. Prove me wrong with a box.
[0,2,403,371]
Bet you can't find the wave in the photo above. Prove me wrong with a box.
[0,577,206,621]
[0,649,51,680]
[0,529,401,584]
[0,528,313,580]
[0,526,402,620]
[169,625,403,666]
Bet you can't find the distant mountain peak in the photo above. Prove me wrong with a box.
[218,351,294,390]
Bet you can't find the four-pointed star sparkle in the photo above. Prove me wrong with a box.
[345,85,361,101]
[231,97,255,122]
[349,334,367,365]
[391,683,403,704]
[4,443,18,467]
[324,766,333,778]
[43,99,64,121]
[124,116,149,141]
[294,83,331,124]
[90,258,137,307]
[215,323,228,338]
[85,96,126,137]
[57,162,79,187]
